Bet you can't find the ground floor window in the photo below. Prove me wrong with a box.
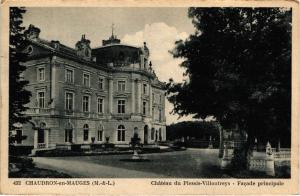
[151,128,155,140]
[159,128,162,141]
[65,129,73,143]
[83,124,89,141]
[117,125,125,141]
[15,129,22,144]
[97,130,103,141]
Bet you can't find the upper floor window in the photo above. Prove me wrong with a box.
[118,81,126,92]
[97,98,103,114]
[37,91,45,108]
[118,100,125,114]
[82,95,90,112]
[65,92,74,111]
[65,69,74,83]
[159,109,162,122]
[83,73,90,87]
[143,84,147,94]
[37,67,45,81]
[159,95,162,104]
[98,77,104,90]
[143,101,147,115]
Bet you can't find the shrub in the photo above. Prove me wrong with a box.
[9,156,35,170]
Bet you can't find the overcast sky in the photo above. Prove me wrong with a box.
[23,7,197,124]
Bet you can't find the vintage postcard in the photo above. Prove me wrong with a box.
[0,0,299,195]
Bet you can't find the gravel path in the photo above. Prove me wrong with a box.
[33,156,166,178]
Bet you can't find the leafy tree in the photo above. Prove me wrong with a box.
[167,8,291,147]
[9,7,31,134]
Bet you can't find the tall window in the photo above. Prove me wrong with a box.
[118,81,126,92]
[65,129,73,143]
[97,98,103,114]
[117,125,125,141]
[65,123,73,143]
[98,77,104,90]
[37,91,45,108]
[159,109,162,121]
[118,100,125,114]
[143,101,147,115]
[152,93,154,102]
[65,92,74,111]
[66,69,74,83]
[83,124,89,141]
[151,128,155,140]
[82,96,89,112]
[97,126,103,141]
[143,84,147,94]
[83,73,90,87]
[159,95,162,104]
[16,130,22,144]
[152,107,154,117]
[37,67,45,81]
[159,128,162,141]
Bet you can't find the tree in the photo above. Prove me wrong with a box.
[9,7,31,134]
[167,8,291,147]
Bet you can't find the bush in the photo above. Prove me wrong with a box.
[35,149,83,157]
[9,145,33,156]
[9,156,35,170]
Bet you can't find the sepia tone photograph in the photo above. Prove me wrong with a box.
[7,6,293,179]
[1,1,299,194]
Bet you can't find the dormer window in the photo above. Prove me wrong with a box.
[75,34,91,60]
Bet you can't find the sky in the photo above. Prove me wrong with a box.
[22,7,197,124]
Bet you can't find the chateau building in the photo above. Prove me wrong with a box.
[16,25,166,153]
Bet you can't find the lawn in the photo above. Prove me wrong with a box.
[52,149,225,178]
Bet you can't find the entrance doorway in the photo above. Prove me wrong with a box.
[38,128,45,143]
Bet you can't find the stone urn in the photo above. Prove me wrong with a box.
[130,133,141,160]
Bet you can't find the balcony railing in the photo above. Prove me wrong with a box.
[26,107,55,115]
[37,143,46,149]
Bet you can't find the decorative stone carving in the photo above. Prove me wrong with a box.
[75,34,92,60]
[24,24,40,40]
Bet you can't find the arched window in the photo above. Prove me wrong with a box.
[97,125,103,141]
[151,128,155,140]
[117,125,125,141]
[65,122,73,143]
[83,124,89,141]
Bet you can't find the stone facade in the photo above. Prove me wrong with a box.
[16,25,166,152]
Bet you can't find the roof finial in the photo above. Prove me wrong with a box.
[111,23,115,37]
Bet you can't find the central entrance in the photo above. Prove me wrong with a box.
[144,125,148,144]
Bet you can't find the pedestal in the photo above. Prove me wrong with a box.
[132,149,141,160]
[265,156,275,176]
